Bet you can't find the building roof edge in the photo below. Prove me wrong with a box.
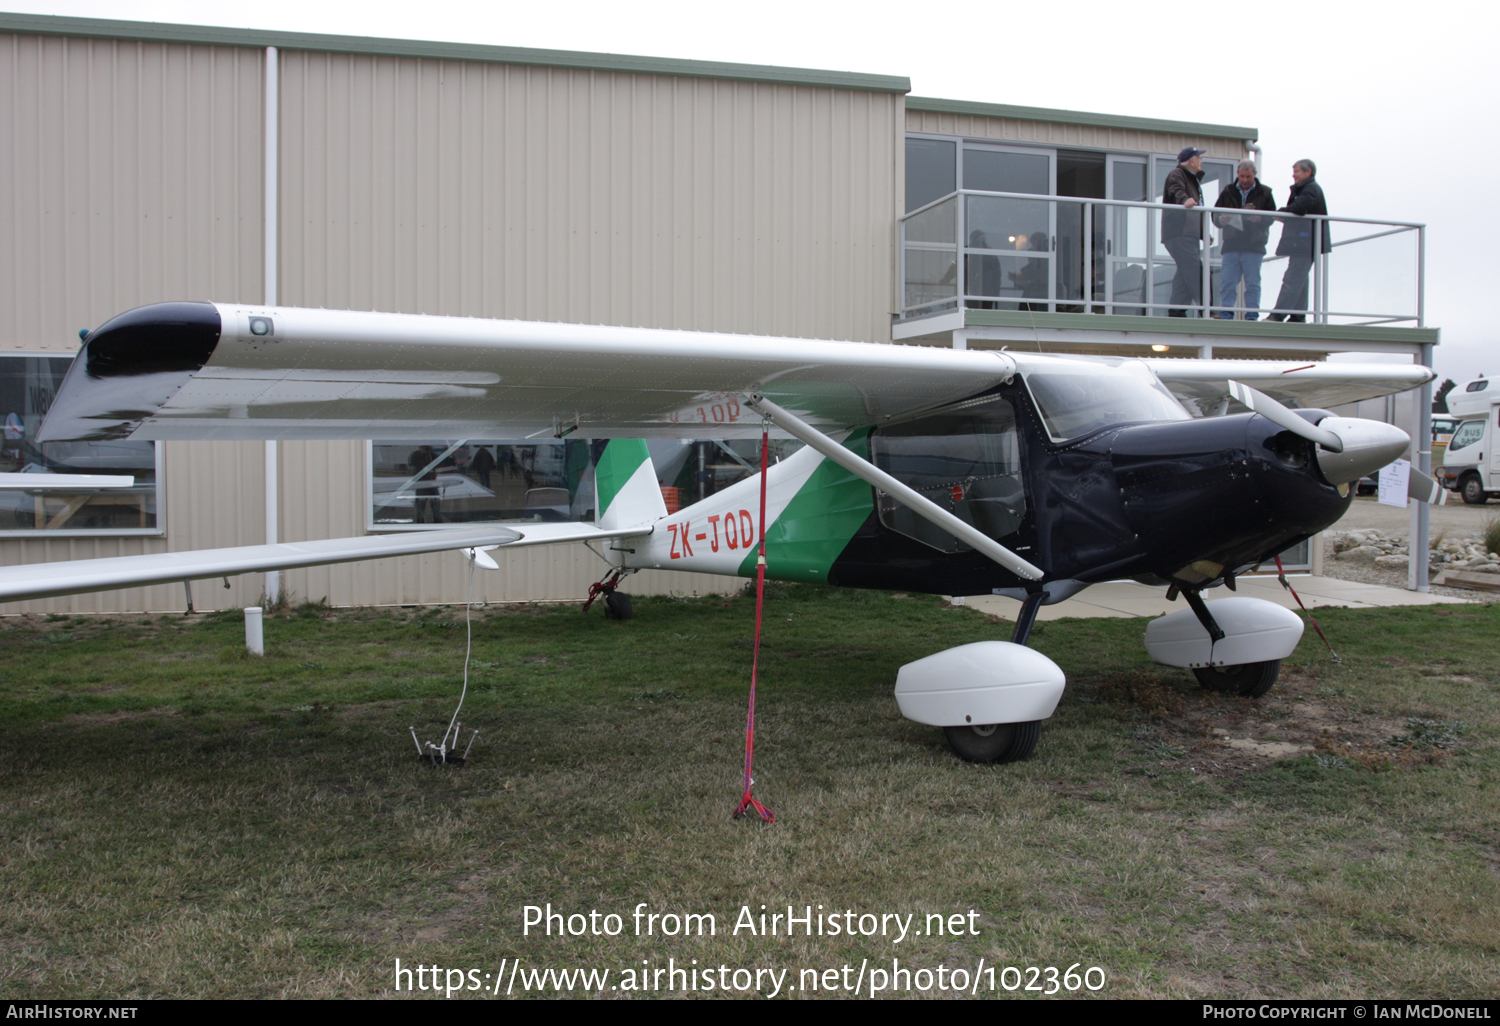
[0,12,912,93]
[907,95,1257,140]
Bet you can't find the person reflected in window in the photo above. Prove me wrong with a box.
[1267,159,1329,322]
[470,444,496,490]
[1212,159,1276,319]
[408,444,451,524]
[1008,231,1050,311]
[967,229,1001,310]
[1161,147,1207,316]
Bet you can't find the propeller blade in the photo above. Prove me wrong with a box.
[1408,472,1447,505]
[1227,380,1343,452]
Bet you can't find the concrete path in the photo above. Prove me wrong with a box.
[954,573,1473,622]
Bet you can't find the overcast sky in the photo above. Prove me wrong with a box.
[10,0,1497,388]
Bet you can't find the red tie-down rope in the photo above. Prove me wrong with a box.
[1274,554,1341,663]
[733,425,775,824]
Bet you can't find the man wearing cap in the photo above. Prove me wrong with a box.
[1161,147,1207,316]
[1267,159,1329,322]
[1212,159,1276,319]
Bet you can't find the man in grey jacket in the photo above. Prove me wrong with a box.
[1161,147,1207,316]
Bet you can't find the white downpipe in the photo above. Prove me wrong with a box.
[744,394,1043,581]
[1245,139,1262,175]
[264,46,281,605]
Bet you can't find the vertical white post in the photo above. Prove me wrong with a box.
[264,46,281,605]
[1200,201,1211,319]
[1409,341,1436,592]
[245,606,265,655]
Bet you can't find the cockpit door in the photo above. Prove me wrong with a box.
[869,395,1029,552]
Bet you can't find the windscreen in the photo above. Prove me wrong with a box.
[1022,360,1189,442]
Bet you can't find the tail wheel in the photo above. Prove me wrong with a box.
[942,721,1041,763]
[603,591,634,620]
[1461,474,1488,505]
[1192,659,1279,698]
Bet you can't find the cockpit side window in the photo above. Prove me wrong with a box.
[870,396,1025,553]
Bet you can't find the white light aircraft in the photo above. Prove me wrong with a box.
[4,301,1437,763]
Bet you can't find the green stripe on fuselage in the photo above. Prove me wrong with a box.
[738,429,874,581]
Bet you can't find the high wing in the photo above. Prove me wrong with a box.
[41,304,1435,446]
[1143,359,1435,416]
[40,302,1021,444]
[0,522,649,604]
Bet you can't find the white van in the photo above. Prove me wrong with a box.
[1438,403,1500,504]
[1446,376,1493,420]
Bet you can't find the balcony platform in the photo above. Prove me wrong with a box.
[893,308,1439,360]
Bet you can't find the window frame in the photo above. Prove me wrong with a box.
[0,351,166,539]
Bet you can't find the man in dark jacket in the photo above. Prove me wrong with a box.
[1267,159,1329,322]
[1161,147,1207,316]
[1212,159,1275,319]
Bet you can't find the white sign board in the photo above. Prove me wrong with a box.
[1378,459,1410,508]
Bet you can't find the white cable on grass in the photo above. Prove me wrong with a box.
[441,554,477,755]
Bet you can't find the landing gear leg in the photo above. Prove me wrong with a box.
[1012,590,1045,645]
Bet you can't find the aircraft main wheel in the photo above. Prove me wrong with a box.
[943,721,1041,764]
[603,591,633,620]
[1192,659,1279,698]
[1461,474,1487,505]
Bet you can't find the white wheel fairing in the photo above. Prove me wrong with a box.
[1144,596,1304,669]
[894,641,1066,727]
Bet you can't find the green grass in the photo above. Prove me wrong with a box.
[1,590,1497,999]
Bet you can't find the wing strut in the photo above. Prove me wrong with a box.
[743,395,1043,581]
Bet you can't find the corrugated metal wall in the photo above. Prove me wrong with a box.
[279,54,900,339]
[905,109,1247,161]
[271,52,903,608]
[0,32,268,613]
[0,34,905,610]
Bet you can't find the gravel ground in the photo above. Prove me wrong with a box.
[1320,495,1500,601]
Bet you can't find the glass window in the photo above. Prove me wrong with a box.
[871,397,1026,552]
[1022,359,1189,442]
[0,355,160,535]
[371,439,595,526]
[1448,420,1484,454]
[906,137,957,213]
[1465,380,1488,393]
[367,438,804,528]
[964,148,1049,195]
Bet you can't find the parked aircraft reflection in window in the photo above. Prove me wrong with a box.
[368,438,806,528]
[0,355,158,534]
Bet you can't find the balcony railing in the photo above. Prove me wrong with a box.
[899,190,1425,327]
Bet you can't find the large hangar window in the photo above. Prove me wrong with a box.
[0,355,160,536]
[366,438,803,529]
